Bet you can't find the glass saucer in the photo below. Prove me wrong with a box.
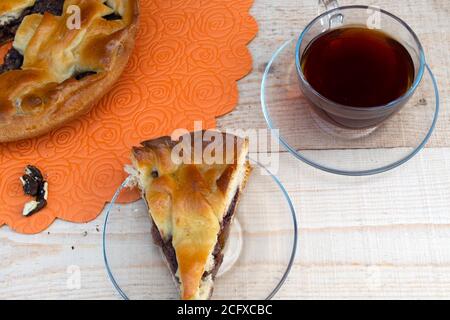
[103,159,298,300]
[261,39,440,176]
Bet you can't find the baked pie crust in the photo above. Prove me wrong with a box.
[130,132,252,300]
[0,0,138,142]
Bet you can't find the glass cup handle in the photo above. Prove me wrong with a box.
[318,0,343,28]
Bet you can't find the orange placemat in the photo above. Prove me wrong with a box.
[0,0,257,234]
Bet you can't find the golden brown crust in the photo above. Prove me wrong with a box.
[0,0,139,142]
[0,0,35,17]
[131,131,251,300]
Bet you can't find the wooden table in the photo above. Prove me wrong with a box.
[1,0,449,299]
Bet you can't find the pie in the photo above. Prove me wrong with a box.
[0,0,139,142]
[130,131,252,300]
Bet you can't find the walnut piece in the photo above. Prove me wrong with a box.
[20,165,48,217]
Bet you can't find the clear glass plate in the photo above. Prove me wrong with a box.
[261,39,440,176]
[103,158,298,300]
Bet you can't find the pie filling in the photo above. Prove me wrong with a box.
[150,189,241,297]
[0,47,23,74]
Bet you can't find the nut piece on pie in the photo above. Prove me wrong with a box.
[130,131,252,300]
[0,0,139,142]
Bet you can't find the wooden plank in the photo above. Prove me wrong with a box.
[275,148,450,228]
[280,265,450,299]
[0,217,116,300]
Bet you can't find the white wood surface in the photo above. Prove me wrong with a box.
[1,0,449,300]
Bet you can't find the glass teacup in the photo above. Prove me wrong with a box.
[295,1,426,130]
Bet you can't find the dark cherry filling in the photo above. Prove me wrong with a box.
[150,189,241,294]
[0,48,23,74]
[103,13,122,21]
[74,71,97,80]
[31,0,65,16]
[206,191,240,279]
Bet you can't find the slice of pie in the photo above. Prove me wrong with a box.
[130,131,252,300]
